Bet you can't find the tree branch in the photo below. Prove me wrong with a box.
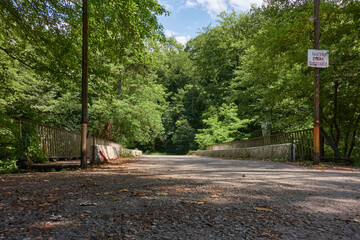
[0,46,40,70]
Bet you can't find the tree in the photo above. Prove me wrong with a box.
[0,0,169,152]
[195,103,251,149]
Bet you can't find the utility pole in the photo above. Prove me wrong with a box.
[313,0,320,164]
[81,0,89,169]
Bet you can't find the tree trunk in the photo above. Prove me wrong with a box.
[118,79,122,100]
[347,115,360,158]
[343,129,350,157]
[333,80,341,147]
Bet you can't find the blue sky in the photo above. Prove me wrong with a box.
[158,0,263,45]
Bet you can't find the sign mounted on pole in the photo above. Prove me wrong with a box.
[308,49,329,68]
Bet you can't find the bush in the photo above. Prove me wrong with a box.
[15,123,48,166]
[120,151,134,158]
[0,159,18,174]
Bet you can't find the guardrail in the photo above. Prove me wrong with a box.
[206,129,313,160]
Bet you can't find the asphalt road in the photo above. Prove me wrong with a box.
[131,155,360,239]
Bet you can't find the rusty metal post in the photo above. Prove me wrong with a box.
[313,0,320,164]
[80,0,89,169]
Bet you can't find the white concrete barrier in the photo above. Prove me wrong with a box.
[91,144,142,163]
[191,143,295,161]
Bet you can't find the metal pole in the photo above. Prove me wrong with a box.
[81,0,89,169]
[313,0,320,164]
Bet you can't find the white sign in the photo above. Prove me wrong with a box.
[308,49,329,68]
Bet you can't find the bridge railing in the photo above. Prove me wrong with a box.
[206,129,314,160]
[17,120,124,159]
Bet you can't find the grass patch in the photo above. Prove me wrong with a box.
[144,152,169,156]
[300,160,314,166]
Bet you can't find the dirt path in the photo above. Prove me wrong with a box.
[1,155,359,239]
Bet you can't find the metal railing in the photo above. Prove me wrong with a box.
[206,129,314,160]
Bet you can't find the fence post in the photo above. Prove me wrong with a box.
[291,138,295,161]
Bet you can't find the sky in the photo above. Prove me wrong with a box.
[158,0,263,45]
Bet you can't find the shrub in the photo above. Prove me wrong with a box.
[0,159,18,174]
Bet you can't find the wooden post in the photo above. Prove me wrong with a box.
[80,0,89,169]
[313,0,321,164]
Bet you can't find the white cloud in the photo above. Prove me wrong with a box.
[185,0,197,7]
[159,0,174,11]
[164,29,191,45]
[165,29,178,37]
[229,0,262,10]
[197,0,228,16]
[182,0,263,17]
[175,35,192,45]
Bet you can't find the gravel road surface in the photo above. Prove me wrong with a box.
[1,155,359,239]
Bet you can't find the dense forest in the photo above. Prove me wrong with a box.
[0,0,359,167]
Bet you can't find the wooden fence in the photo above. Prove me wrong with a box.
[21,120,122,159]
[207,129,314,160]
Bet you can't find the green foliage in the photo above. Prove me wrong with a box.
[89,74,166,147]
[15,124,48,165]
[119,151,134,158]
[195,104,251,149]
[0,0,169,151]
[172,119,196,154]
[0,159,18,174]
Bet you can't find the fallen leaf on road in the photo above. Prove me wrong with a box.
[131,192,145,197]
[0,228,18,234]
[260,232,277,238]
[39,202,51,207]
[242,174,246,177]
[52,188,59,191]
[339,217,354,222]
[156,192,168,196]
[206,222,214,227]
[43,180,49,182]
[120,189,129,192]
[113,198,121,201]
[254,207,273,212]
[181,200,207,204]
[210,195,220,198]
[320,170,326,172]
[41,223,55,231]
